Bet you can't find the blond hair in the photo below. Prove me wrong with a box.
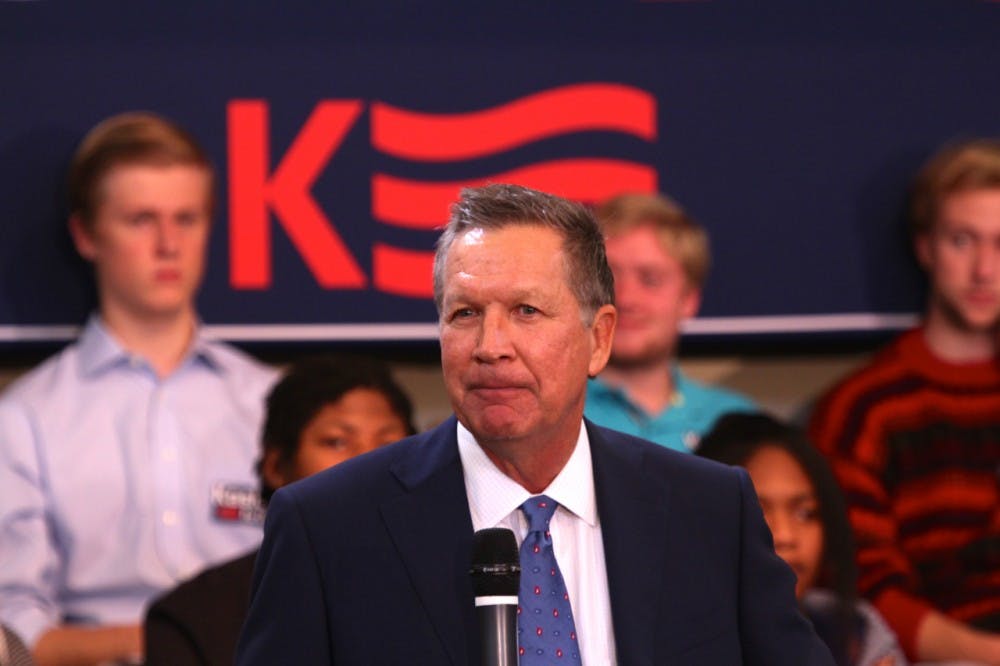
[910,139,1000,237]
[595,192,709,289]
[68,111,214,226]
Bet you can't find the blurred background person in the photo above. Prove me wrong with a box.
[699,412,906,666]
[585,192,755,452]
[0,112,278,665]
[144,355,416,666]
[809,139,1000,665]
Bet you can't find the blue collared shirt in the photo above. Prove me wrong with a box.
[0,316,278,647]
[584,367,756,453]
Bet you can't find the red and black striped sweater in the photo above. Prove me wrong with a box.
[809,329,1000,658]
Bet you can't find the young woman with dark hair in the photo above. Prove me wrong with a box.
[698,412,906,666]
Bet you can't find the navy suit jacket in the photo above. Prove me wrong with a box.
[237,417,833,665]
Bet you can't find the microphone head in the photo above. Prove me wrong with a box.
[469,528,520,597]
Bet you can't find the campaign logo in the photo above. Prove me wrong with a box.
[227,83,658,298]
[210,482,265,525]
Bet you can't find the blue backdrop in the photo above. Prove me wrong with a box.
[1,1,998,343]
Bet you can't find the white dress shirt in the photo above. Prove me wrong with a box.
[457,421,618,665]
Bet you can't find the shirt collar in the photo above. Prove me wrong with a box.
[187,331,224,370]
[669,365,689,408]
[457,420,598,531]
[76,313,221,377]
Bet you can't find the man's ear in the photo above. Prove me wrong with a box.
[68,214,97,262]
[587,304,617,378]
[680,286,702,321]
[260,449,289,492]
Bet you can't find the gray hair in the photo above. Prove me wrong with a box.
[432,183,615,321]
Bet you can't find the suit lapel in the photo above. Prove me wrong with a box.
[589,422,671,665]
[379,417,477,666]
[378,418,679,663]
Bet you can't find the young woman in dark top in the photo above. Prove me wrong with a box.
[698,412,906,666]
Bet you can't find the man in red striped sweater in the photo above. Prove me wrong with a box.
[810,139,1000,664]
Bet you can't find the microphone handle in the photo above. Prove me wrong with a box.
[477,602,519,666]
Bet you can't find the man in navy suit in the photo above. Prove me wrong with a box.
[237,184,833,664]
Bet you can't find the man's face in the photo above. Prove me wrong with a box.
[916,188,1000,333]
[604,224,699,368]
[71,164,211,322]
[439,225,615,449]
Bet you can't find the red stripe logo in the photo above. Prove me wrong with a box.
[371,83,656,161]
[371,83,658,297]
[227,83,658,298]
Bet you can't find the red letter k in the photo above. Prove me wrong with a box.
[228,100,367,289]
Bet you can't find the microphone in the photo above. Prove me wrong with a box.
[470,528,521,666]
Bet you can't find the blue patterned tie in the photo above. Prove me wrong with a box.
[517,495,581,663]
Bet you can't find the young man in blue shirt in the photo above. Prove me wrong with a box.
[585,193,754,451]
[0,113,277,665]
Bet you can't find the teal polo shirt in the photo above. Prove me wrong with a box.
[584,367,756,452]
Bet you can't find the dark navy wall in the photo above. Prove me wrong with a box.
[1,2,997,343]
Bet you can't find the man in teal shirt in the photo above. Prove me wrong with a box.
[585,193,754,452]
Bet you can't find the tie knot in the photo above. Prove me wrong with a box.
[520,495,558,532]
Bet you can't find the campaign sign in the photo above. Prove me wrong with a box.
[1,2,997,344]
